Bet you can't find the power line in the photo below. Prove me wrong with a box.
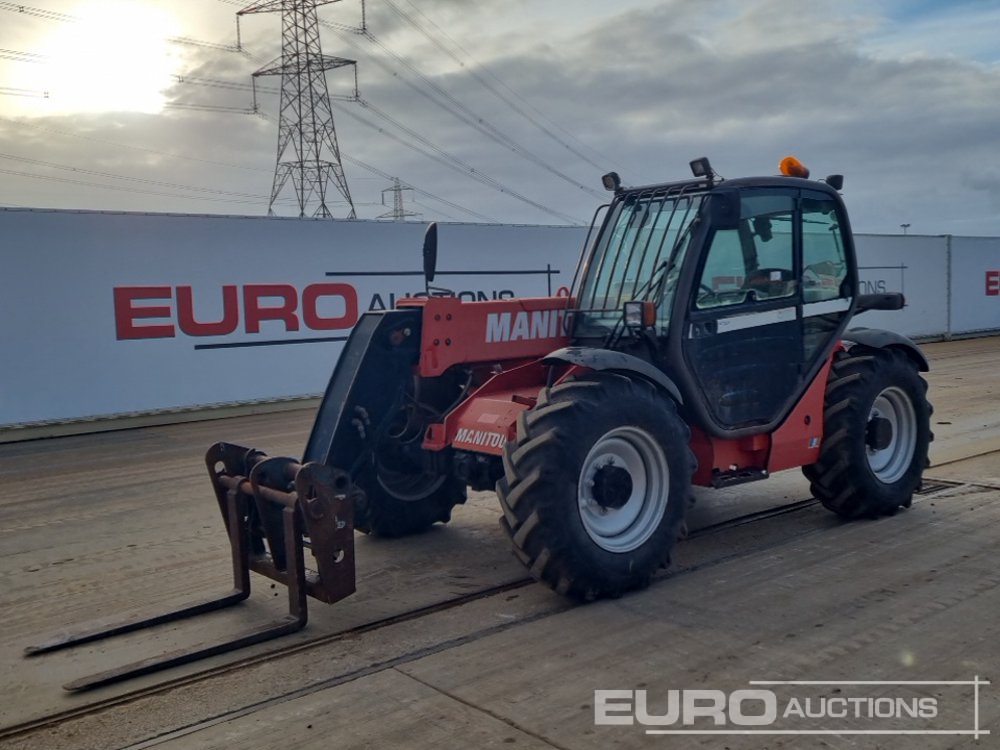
[339,150,500,223]
[186,11,587,224]
[171,75,562,216]
[325,24,603,200]
[0,48,45,63]
[0,151,276,200]
[169,67,575,222]
[173,73,355,101]
[344,156,497,223]
[0,46,505,221]
[5,0,612,209]
[0,2,245,55]
[0,1,74,23]
[5,1,596,221]
[355,97,588,222]
[410,198,456,222]
[0,107,495,223]
[168,70,587,222]
[0,166,283,206]
[0,114,271,174]
[168,36,240,54]
[253,109,499,222]
[388,0,619,173]
[0,86,47,98]
[174,74,279,95]
[165,102,258,114]
[332,101,583,225]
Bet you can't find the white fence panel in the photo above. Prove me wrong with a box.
[0,209,586,427]
[949,236,1000,335]
[852,234,949,338]
[2,208,997,429]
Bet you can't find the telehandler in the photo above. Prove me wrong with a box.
[28,156,931,690]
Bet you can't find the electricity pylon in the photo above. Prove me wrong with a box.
[377,177,419,221]
[238,0,357,219]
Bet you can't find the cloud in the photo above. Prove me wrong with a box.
[0,0,997,234]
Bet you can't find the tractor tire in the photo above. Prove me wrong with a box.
[353,465,466,538]
[497,373,694,601]
[804,346,932,519]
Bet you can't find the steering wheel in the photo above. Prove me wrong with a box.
[696,283,720,307]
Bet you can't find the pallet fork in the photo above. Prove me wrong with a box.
[25,442,358,692]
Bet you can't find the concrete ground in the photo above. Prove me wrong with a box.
[0,337,997,750]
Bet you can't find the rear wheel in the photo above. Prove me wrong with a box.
[804,346,932,519]
[497,374,694,600]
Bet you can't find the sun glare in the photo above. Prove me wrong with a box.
[17,1,182,115]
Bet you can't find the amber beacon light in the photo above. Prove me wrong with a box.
[779,155,810,178]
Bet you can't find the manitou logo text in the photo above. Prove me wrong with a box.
[486,309,569,343]
[454,428,506,449]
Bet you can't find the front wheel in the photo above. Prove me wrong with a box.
[354,373,468,537]
[354,461,465,538]
[497,374,694,600]
[804,346,932,519]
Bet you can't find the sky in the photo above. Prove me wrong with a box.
[0,0,998,234]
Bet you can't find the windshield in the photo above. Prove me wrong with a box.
[574,188,704,337]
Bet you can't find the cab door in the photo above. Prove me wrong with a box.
[682,188,854,431]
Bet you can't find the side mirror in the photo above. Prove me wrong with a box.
[422,222,438,289]
[856,293,905,313]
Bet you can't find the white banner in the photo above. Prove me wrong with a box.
[851,234,950,338]
[1,210,996,428]
[0,209,585,426]
[950,236,1000,334]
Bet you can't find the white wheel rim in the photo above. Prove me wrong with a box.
[866,386,918,484]
[577,426,670,553]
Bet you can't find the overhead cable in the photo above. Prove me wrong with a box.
[389,0,619,173]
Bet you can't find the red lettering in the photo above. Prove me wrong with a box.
[302,283,359,330]
[113,286,175,340]
[243,284,299,333]
[987,270,1000,296]
[115,282,364,340]
[176,286,239,337]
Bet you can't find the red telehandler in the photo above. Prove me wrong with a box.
[28,157,931,690]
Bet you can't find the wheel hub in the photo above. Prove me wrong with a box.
[866,416,894,451]
[577,426,670,553]
[592,463,633,510]
[865,386,918,484]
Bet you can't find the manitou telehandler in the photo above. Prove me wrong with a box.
[29,156,931,690]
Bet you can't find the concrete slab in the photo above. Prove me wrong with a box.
[397,484,1000,749]
[17,482,990,750]
[149,669,555,750]
[0,411,817,728]
[924,337,1000,467]
[0,338,996,749]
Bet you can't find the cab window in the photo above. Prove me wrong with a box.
[802,196,849,302]
[695,192,795,309]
